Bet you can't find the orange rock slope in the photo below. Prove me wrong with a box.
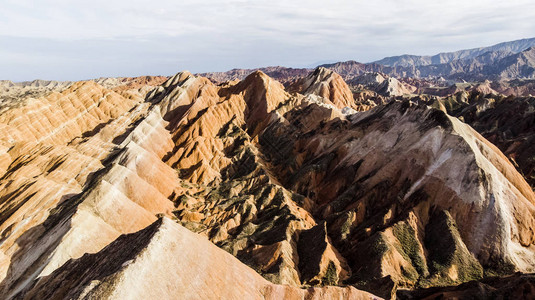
[0,69,534,299]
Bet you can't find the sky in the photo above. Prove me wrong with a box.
[1,0,535,81]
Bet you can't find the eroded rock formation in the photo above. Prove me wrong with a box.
[1,68,534,299]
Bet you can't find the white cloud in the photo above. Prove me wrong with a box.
[1,0,534,80]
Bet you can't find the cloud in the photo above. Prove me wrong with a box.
[1,0,534,81]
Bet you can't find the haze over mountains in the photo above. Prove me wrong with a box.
[1,38,535,300]
[374,37,535,67]
[201,37,535,83]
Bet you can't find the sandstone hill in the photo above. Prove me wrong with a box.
[429,91,535,189]
[18,217,376,300]
[347,72,417,97]
[0,68,534,299]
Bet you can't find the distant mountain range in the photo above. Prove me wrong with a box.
[373,37,535,67]
[200,38,535,83]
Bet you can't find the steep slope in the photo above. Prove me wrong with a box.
[484,47,535,79]
[256,99,535,293]
[17,218,377,300]
[375,77,416,96]
[434,92,535,188]
[153,70,350,286]
[0,78,177,297]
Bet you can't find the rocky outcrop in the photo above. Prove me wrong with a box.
[152,70,535,292]
[376,78,416,96]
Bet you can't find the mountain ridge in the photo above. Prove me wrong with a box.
[374,37,535,67]
[197,38,535,84]
[2,68,535,299]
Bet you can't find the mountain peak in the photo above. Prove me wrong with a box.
[291,68,356,110]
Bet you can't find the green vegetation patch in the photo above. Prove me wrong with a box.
[392,222,428,279]
[322,261,338,286]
